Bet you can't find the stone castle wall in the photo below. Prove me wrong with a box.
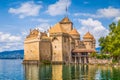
[39,40,52,61]
[24,40,40,60]
[51,36,63,63]
[89,58,112,64]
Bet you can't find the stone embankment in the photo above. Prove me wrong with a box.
[90,58,112,64]
[89,58,120,67]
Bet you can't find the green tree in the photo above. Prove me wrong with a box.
[90,52,97,58]
[99,20,120,62]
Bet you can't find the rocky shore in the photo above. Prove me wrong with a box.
[89,58,120,67]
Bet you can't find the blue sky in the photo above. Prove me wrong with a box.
[0,0,120,51]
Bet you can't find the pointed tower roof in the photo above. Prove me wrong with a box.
[83,32,94,39]
[60,17,72,23]
[69,29,80,36]
[49,23,67,34]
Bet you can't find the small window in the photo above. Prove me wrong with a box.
[64,38,66,42]
[55,46,57,48]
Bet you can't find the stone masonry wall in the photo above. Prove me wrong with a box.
[89,58,112,64]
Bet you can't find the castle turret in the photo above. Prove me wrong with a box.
[83,32,95,49]
[59,17,73,33]
[69,28,80,40]
[69,28,80,47]
[24,29,41,62]
[83,32,94,39]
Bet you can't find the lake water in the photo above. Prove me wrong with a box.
[0,59,120,80]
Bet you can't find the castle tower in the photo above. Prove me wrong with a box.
[24,29,41,62]
[23,29,52,63]
[69,28,80,48]
[59,17,73,33]
[49,23,70,63]
[83,32,96,49]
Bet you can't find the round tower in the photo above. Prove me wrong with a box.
[83,32,95,49]
[69,29,80,47]
[69,28,80,40]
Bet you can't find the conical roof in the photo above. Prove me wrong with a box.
[60,17,71,23]
[69,29,80,36]
[83,32,94,39]
[49,23,67,33]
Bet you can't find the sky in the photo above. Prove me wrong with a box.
[0,0,120,52]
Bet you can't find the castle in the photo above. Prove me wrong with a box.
[23,17,96,64]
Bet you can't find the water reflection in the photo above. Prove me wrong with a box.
[24,64,39,80]
[52,65,62,80]
[23,64,120,80]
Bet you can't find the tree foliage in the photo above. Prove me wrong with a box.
[99,20,120,61]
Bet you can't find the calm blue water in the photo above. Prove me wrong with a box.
[0,59,24,80]
[0,59,120,80]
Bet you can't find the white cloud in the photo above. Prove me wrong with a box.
[22,31,28,36]
[21,23,51,38]
[0,32,23,52]
[97,7,120,18]
[114,17,120,22]
[0,32,21,42]
[74,7,120,19]
[74,13,100,18]
[46,0,71,16]
[78,18,109,47]
[0,42,23,52]
[9,1,42,18]
[35,23,51,32]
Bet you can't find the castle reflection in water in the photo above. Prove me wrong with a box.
[23,64,115,80]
